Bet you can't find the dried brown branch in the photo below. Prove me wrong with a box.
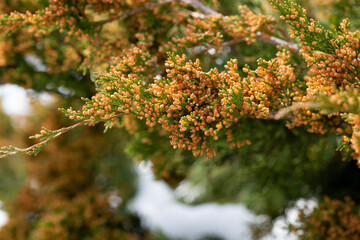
[181,0,220,16]
[256,32,299,52]
[273,102,321,120]
[188,38,245,58]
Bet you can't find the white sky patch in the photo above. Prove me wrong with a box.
[175,180,205,203]
[24,54,47,72]
[0,202,8,229]
[215,58,224,65]
[0,84,31,116]
[261,199,317,240]
[108,190,123,209]
[208,48,216,55]
[57,86,74,96]
[0,84,55,117]
[36,91,54,106]
[130,161,260,240]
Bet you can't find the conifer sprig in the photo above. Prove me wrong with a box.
[0,121,85,158]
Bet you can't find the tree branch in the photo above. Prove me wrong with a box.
[184,0,299,51]
[0,112,128,159]
[273,102,320,120]
[94,0,176,25]
[188,38,245,58]
[180,0,220,16]
[94,0,299,50]
[256,32,299,52]
[0,121,87,159]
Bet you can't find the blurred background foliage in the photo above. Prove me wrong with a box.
[0,0,360,239]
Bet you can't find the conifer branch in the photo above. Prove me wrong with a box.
[274,102,321,120]
[0,112,127,159]
[93,0,176,25]
[181,0,220,16]
[186,0,298,51]
[0,121,86,158]
[186,38,245,57]
[256,32,299,52]
[94,0,299,51]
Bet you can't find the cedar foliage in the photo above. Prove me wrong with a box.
[0,0,360,239]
